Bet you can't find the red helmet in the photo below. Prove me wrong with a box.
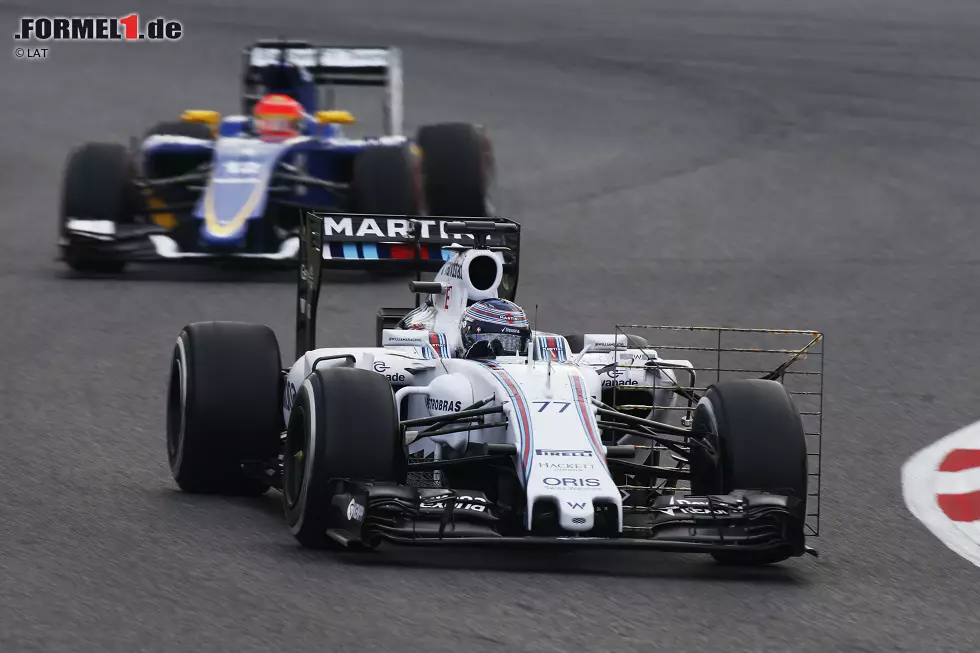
[253,94,303,140]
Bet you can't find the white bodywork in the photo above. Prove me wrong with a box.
[282,246,695,533]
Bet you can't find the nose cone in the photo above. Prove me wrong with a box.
[558,499,595,532]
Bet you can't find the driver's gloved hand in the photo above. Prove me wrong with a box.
[463,340,496,360]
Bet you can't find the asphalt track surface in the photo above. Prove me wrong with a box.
[3,0,980,651]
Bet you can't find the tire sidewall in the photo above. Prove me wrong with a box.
[350,144,422,215]
[284,375,324,535]
[282,367,404,548]
[688,395,723,495]
[166,331,191,475]
[164,322,282,494]
[416,123,493,217]
[59,143,135,272]
[690,380,808,507]
[689,380,809,565]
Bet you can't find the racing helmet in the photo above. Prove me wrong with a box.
[459,299,531,358]
[253,93,303,140]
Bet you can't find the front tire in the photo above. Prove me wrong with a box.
[59,142,134,273]
[283,366,406,549]
[167,321,284,495]
[688,379,808,566]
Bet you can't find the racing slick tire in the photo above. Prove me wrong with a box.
[350,144,422,215]
[688,379,808,566]
[283,366,406,550]
[59,142,134,273]
[166,321,283,496]
[351,145,423,278]
[416,123,495,217]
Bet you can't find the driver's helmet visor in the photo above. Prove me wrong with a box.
[256,115,299,135]
[467,331,526,355]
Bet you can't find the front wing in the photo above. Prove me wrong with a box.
[325,480,811,557]
[59,220,300,265]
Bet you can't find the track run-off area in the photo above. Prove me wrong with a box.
[3,0,980,651]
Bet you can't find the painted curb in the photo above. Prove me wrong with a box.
[901,419,980,568]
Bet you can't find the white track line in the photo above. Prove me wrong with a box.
[901,419,980,568]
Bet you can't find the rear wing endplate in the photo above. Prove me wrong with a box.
[241,40,403,134]
[295,211,522,359]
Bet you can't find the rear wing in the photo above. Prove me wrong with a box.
[295,211,522,360]
[241,39,403,134]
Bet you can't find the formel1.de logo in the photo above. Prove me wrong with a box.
[14,14,183,42]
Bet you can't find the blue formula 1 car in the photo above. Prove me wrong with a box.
[57,40,496,273]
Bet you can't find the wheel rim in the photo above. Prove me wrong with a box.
[284,404,308,508]
[166,354,185,460]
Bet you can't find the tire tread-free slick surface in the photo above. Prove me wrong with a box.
[351,144,422,215]
[283,366,404,549]
[689,379,808,565]
[59,142,132,272]
[167,321,283,494]
[416,122,493,217]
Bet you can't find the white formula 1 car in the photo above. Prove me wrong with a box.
[166,212,823,565]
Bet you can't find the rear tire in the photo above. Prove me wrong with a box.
[167,322,284,495]
[351,145,423,278]
[59,142,134,273]
[350,144,422,215]
[283,366,406,549]
[416,122,494,217]
[688,379,808,566]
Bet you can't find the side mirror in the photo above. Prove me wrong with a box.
[315,110,356,125]
[180,110,221,135]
